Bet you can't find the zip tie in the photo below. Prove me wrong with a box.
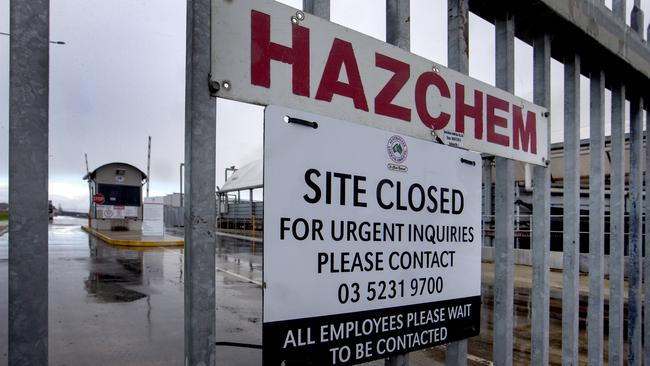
[287,116,318,129]
[215,341,263,349]
[460,158,476,166]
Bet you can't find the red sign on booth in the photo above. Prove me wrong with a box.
[92,193,105,205]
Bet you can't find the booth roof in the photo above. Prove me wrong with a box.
[83,162,148,181]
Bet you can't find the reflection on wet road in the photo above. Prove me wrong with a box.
[0,218,262,365]
[0,218,587,365]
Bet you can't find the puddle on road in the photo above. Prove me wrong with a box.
[85,237,149,303]
[85,272,147,303]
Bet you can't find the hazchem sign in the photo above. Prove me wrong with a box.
[263,106,481,365]
[212,0,548,165]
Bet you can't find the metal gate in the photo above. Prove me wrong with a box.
[8,0,650,365]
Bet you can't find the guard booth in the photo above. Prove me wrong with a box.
[83,162,147,231]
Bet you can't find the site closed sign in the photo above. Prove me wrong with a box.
[212,0,549,165]
[263,106,481,365]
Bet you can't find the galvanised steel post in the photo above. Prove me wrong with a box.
[481,158,493,248]
[184,0,217,364]
[631,1,644,38]
[628,5,644,365]
[9,0,50,364]
[613,0,627,20]
[608,13,627,365]
[644,105,650,366]
[587,69,605,366]
[493,11,515,366]
[446,0,470,364]
[531,33,551,366]
[608,82,625,366]
[385,1,410,365]
[627,95,643,366]
[561,53,581,366]
[447,0,469,75]
[180,163,184,207]
[646,23,650,366]
[303,0,330,20]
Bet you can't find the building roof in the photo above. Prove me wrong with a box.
[219,159,262,193]
[83,162,148,181]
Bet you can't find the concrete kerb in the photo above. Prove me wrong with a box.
[82,226,184,247]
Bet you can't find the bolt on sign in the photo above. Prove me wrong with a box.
[211,0,549,165]
[264,106,481,365]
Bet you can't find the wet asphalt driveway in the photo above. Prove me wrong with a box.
[0,217,263,366]
[0,218,450,365]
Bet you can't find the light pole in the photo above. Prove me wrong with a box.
[225,165,237,182]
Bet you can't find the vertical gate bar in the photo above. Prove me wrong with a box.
[629,6,644,365]
[644,106,650,366]
[627,96,643,366]
[492,12,516,366]
[385,2,410,365]
[482,158,493,247]
[386,0,410,50]
[532,33,551,366]
[561,53,581,366]
[609,83,625,366]
[184,0,217,364]
[8,0,50,364]
[587,69,605,366]
[613,0,627,21]
[493,165,514,366]
[631,1,644,38]
[447,0,469,74]
[303,0,330,20]
[447,0,469,364]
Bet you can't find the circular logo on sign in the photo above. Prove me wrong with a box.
[387,135,408,164]
[115,175,125,183]
[103,208,114,218]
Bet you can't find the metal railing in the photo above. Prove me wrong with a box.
[298,1,650,365]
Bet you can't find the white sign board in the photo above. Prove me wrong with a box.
[212,0,548,166]
[142,197,164,236]
[263,106,481,365]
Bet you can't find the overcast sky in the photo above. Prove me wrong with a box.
[1,0,649,211]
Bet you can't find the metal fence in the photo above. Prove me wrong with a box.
[164,206,184,228]
[8,0,650,365]
[299,0,650,365]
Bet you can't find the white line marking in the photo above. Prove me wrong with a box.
[216,231,263,243]
[216,266,263,287]
[162,247,263,286]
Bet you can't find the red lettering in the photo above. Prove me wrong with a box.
[486,95,510,146]
[251,10,310,97]
[374,53,411,121]
[455,84,483,139]
[315,38,368,111]
[513,106,537,153]
[415,72,451,130]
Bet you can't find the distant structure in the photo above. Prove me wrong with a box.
[48,200,54,221]
[83,162,147,231]
[217,160,262,232]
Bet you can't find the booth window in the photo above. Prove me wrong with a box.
[97,184,141,206]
